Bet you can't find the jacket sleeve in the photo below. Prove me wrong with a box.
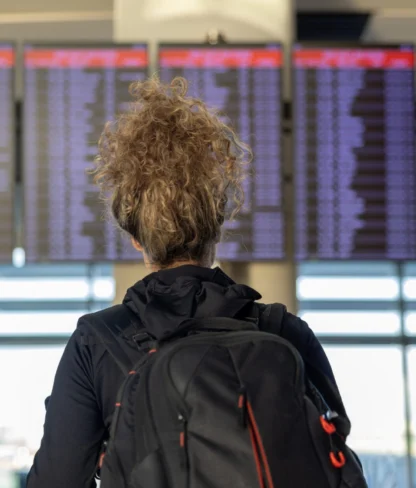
[279,311,336,384]
[279,311,350,427]
[26,321,105,488]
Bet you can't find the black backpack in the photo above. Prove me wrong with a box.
[94,304,368,488]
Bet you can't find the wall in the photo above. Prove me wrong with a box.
[113,261,296,309]
[363,9,416,42]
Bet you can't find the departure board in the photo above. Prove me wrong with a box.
[294,44,416,260]
[0,43,14,263]
[23,44,148,262]
[159,44,284,261]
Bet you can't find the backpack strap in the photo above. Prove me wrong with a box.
[256,303,351,436]
[84,305,145,376]
[257,302,287,335]
[83,302,286,375]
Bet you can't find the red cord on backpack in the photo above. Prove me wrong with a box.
[248,422,265,488]
[320,415,346,469]
[330,451,346,468]
[320,416,336,435]
[247,401,275,488]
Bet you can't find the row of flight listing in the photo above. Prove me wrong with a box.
[0,41,415,263]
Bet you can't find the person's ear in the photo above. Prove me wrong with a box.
[131,239,153,269]
[131,238,143,252]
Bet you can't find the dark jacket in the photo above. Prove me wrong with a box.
[27,265,340,488]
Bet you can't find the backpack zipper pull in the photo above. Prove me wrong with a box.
[238,387,247,427]
[178,414,188,446]
[178,414,188,469]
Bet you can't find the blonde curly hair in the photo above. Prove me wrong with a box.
[92,76,251,267]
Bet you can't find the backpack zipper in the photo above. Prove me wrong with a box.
[178,414,190,488]
[178,415,188,461]
[142,353,179,488]
[101,371,140,484]
[164,331,304,397]
[104,351,156,481]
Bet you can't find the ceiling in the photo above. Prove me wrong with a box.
[0,0,113,14]
[1,0,416,15]
[0,0,415,15]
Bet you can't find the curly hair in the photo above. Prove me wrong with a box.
[92,76,251,267]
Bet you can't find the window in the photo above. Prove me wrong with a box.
[297,262,401,337]
[0,264,114,485]
[297,261,416,488]
[408,348,416,487]
[301,311,400,336]
[0,346,65,464]
[406,313,416,335]
[404,263,416,337]
[324,346,406,457]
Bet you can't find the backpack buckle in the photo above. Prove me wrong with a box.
[132,332,156,352]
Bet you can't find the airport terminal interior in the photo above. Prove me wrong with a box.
[0,0,416,487]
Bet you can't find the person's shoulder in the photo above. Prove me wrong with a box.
[258,302,287,334]
[79,303,127,323]
[259,302,312,343]
[279,309,317,353]
[76,304,130,335]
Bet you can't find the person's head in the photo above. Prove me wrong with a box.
[92,76,251,270]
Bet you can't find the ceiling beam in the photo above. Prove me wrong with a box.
[0,10,112,24]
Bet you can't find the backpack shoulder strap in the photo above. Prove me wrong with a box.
[258,302,287,335]
[82,305,144,376]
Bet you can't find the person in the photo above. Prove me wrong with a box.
[27,77,345,487]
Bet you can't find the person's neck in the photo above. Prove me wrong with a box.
[150,260,206,272]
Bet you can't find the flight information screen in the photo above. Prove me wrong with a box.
[0,43,14,263]
[23,44,148,262]
[294,44,416,260]
[159,44,284,261]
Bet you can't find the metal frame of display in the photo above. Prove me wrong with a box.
[0,41,16,264]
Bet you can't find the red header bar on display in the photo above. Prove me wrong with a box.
[0,48,14,67]
[159,48,282,68]
[25,48,148,68]
[294,48,414,69]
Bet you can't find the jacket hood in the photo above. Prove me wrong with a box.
[123,265,261,340]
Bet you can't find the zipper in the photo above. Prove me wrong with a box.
[178,414,190,488]
[109,350,153,440]
[141,354,178,488]
[109,373,136,440]
[103,370,141,484]
[178,414,188,463]
[105,352,156,481]
[164,331,304,395]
